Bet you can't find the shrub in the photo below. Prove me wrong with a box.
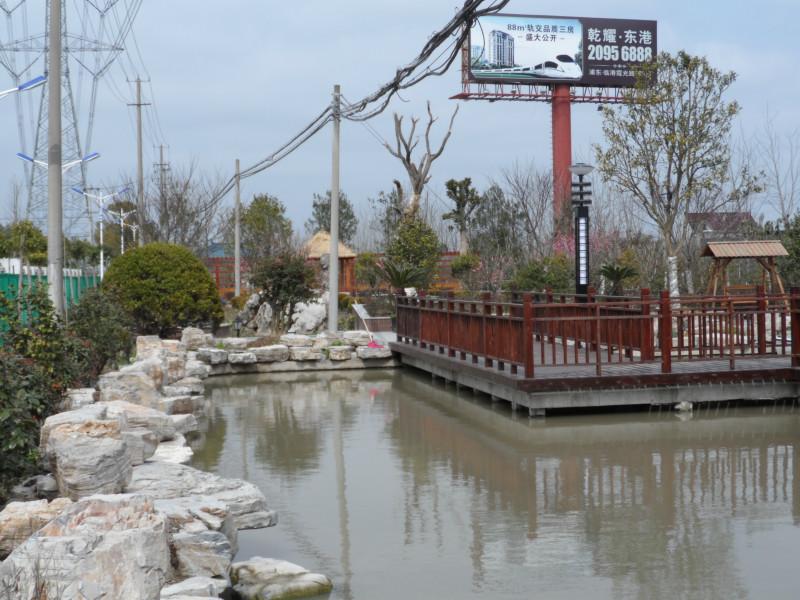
[385,215,440,288]
[451,253,480,291]
[251,253,316,331]
[102,243,223,336]
[377,259,431,290]
[355,252,382,291]
[506,254,574,293]
[67,288,134,380]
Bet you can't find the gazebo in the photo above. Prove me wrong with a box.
[702,240,788,295]
[304,231,357,294]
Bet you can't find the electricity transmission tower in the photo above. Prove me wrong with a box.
[0,0,141,235]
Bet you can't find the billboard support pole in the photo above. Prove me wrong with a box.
[552,83,572,234]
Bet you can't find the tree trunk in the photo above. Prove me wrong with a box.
[458,229,469,255]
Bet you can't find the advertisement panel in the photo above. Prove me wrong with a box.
[469,14,657,87]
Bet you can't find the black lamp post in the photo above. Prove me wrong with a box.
[570,163,594,299]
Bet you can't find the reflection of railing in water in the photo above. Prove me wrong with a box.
[395,288,799,378]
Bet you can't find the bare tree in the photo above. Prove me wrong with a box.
[383,102,458,214]
[759,110,800,226]
[500,162,553,261]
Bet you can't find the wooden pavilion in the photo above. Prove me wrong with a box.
[304,231,357,294]
[702,240,788,295]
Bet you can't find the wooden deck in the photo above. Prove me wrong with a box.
[391,289,800,413]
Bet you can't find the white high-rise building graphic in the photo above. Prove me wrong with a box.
[486,30,514,67]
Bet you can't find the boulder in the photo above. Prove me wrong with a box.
[356,345,393,360]
[289,348,324,362]
[98,369,161,407]
[216,337,256,351]
[327,345,353,361]
[312,331,344,350]
[151,434,194,464]
[252,345,290,363]
[0,498,73,559]
[100,400,177,441]
[39,404,108,452]
[126,462,277,530]
[185,359,211,380]
[228,351,257,365]
[253,302,274,336]
[164,353,187,385]
[170,414,199,435]
[245,292,261,311]
[160,576,230,598]
[0,495,170,600]
[40,409,123,468]
[48,422,133,500]
[162,340,187,354]
[279,334,313,348]
[62,388,96,410]
[289,300,327,335]
[154,495,237,548]
[230,557,333,600]
[10,474,60,502]
[122,428,159,465]
[121,358,166,390]
[196,348,228,365]
[171,531,234,579]
[158,395,202,416]
[181,327,214,351]
[136,335,164,360]
[343,330,372,347]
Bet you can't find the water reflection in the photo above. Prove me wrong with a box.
[194,371,800,599]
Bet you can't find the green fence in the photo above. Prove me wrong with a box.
[0,271,99,311]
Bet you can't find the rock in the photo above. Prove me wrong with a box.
[327,345,353,361]
[245,292,261,311]
[48,422,133,499]
[162,340,187,354]
[122,428,159,465]
[170,414,199,435]
[36,474,59,500]
[289,298,327,335]
[216,337,256,351]
[40,410,123,468]
[289,347,324,361]
[312,331,343,350]
[151,434,194,464]
[228,351,257,365]
[185,359,211,380]
[160,576,230,598]
[154,495,237,546]
[98,369,161,407]
[100,400,177,441]
[181,327,214,351]
[136,335,164,359]
[126,462,277,530]
[356,345,393,360]
[122,357,167,390]
[0,495,170,600]
[230,557,333,600]
[196,348,228,365]
[253,302,274,336]
[39,404,108,452]
[164,353,188,385]
[164,376,205,397]
[63,387,96,410]
[158,395,202,416]
[252,345,290,363]
[279,334,313,347]
[343,330,372,347]
[172,531,234,579]
[12,474,60,502]
[0,498,73,559]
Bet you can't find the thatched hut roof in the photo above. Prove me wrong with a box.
[304,231,356,259]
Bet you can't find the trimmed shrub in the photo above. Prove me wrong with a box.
[385,215,441,289]
[251,253,316,331]
[103,243,223,336]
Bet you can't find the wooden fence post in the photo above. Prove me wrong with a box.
[481,291,493,368]
[594,301,602,376]
[727,296,735,370]
[791,287,800,368]
[418,291,427,349]
[523,292,534,378]
[640,288,654,360]
[446,291,455,358]
[756,285,767,355]
[660,290,672,374]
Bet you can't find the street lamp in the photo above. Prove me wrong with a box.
[0,75,46,101]
[570,163,594,299]
[16,150,100,173]
[105,206,136,255]
[71,185,130,279]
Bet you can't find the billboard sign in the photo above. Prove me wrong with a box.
[469,14,657,87]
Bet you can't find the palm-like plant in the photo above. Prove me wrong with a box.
[600,262,638,296]
[377,259,431,291]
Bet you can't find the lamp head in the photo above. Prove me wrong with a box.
[569,163,594,177]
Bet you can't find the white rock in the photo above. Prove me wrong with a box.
[230,557,333,600]
[343,330,372,347]
[164,375,205,396]
[312,331,343,350]
[98,369,162,407]
[252,345,290,363]
[245,293,261,310]
[154,495,237,548]
[216,337,256,350]
[136,335,164,360]
[122,357,166,390]
[228,351,257,365]
[289,299,327,335]
[0,495,170,600]
[39,404,109,451]
[162,339,187,354]
[158,395,202,416]
[63,388,96,410]
[0,498,73,559]
[185,359,211,380]
[164,353,188,385]
[122,428,159,465]
[327,345,353,361]
[356,345,393,359]
[289,347,324,361]
[151,434,194,464]
[279,334,313,347]
[160,576,229,598]
[126,462,277,530]
[181,327,214,351]
[100,400,177,441]
[253,302,274,336]
[171,531,234,579]
[170,414,199,435]
[196,348,228,365]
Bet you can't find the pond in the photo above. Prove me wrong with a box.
[192,370,800,600]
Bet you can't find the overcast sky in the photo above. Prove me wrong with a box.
[1,0,798,237]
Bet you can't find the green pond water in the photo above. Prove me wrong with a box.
[191,369,800,600]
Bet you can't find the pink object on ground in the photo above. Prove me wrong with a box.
[367,341,384,349]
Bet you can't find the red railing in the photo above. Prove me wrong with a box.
[395,287,800,379]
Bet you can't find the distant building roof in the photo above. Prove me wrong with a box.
[687,212,755,231]
[701,240,788,259]
[304,231,356,259]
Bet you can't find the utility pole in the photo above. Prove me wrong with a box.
[155,144,169,237]
[234,158,241,297]
[128,78,149,246]
[47,0,64,315]
[327,84,341,333]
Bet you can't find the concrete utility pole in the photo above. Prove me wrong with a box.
[327,84,341,333]
[47,0,64,315]
[155,144,169,235]
[234,158,241,297]
[129,78,149,246]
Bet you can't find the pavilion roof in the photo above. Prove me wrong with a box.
[701,240,788,259]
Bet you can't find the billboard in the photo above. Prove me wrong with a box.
[469,14,657,87]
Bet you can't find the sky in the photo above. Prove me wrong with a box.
[0,0,799,239]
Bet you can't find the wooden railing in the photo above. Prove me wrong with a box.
[395,287,800,379]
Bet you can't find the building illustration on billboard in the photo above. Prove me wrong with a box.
[469,14,657,87]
